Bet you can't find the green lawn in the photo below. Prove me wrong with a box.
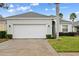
[48,36,79,52]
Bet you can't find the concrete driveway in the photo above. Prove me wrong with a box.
[0,39,58,56]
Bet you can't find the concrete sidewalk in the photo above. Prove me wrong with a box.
[59,52,79,56]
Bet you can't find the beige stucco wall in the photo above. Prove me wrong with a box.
[0,21,6,31]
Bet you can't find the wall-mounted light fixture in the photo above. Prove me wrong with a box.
[48,25,50,27]
[9,25,11,28]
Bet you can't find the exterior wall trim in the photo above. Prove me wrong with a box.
[6,17,54,20]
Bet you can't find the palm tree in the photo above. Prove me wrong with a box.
[0,3,4,7]
[49,3,60,39]
[59,13,63,19]
[70,13,77,32]
[56,3,60,39]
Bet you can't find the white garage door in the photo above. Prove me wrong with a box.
[13,24,46,38]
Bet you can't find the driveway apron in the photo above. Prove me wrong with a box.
[0,39,58,56]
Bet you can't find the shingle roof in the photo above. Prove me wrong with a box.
[60,19,72,24]
[0,15,5,21]
[5,12,79,25]
[6,12,55,18]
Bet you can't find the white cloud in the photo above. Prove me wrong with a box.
[45,8,55,11]
[9,4,14,8]
[75,11,79,14]
[17,6,31,11]
[7,9,15,13]
[30,3,39,6]
[45,8,48,11]
[51,8,55,10]
[29,9,33,12]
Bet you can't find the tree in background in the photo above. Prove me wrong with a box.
[0,3,8,9]
[56,3,60,39]
[49,3,60,39]
[70,13,77,32]
[59,13,63,19]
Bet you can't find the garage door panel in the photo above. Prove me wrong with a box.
[13,24,46,38]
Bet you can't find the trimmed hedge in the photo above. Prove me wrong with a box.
[46,35,51,39]
[59,32,77,36]
[46,34,56,39]
[77,32,79,35]
[0,31,13,39]
[0,31,6,38]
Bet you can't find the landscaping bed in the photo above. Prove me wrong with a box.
[0,39,9,43]
[0,31,12,43]
[48,36,79,52]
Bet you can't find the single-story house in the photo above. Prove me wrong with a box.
[0,12,79,38]
[6,12,55,38]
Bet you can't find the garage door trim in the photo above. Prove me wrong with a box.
[13,24,47,38]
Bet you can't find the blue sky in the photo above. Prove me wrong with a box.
[0,3,79,21]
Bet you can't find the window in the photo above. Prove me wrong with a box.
[62,25,68,32]
[77,27,79,32]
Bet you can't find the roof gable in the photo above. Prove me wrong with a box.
[60,19,72,24]
[6,12,54,18]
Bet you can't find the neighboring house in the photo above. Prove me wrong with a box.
[60,19,74,33]
[0,12,79,38]
[0,15,6,31]
[60,20,79,33]
[74,21,79,32]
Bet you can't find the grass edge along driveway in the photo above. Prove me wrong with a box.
[48,36,79,52]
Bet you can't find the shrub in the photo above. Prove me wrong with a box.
[46,34,56,39]
[6,34,12,39]
[46,35,51,39]
[59,32,77,36]
[77,32,79,35]
[0,31,6,38]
